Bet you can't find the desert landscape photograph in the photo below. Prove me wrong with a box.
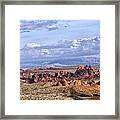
[20,20,100,100]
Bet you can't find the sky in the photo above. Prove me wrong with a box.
[20,20,100,68]
[20,20,100,49]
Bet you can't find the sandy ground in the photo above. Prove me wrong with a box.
[20,83,100,100]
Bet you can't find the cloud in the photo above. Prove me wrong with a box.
[25,42,41,48]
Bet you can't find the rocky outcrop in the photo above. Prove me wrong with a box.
[70,84,100,100]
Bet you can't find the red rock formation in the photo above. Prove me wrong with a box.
[20,65,100,87]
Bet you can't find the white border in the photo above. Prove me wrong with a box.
[5,5,115,115]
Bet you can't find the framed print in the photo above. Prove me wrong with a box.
[0,0,119,119]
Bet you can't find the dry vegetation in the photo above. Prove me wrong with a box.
[20,82,100,100]
[20,82,72,100]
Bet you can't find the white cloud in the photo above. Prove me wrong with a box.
[25,42,41,48]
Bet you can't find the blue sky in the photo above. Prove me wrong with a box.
[20,20,100,49]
